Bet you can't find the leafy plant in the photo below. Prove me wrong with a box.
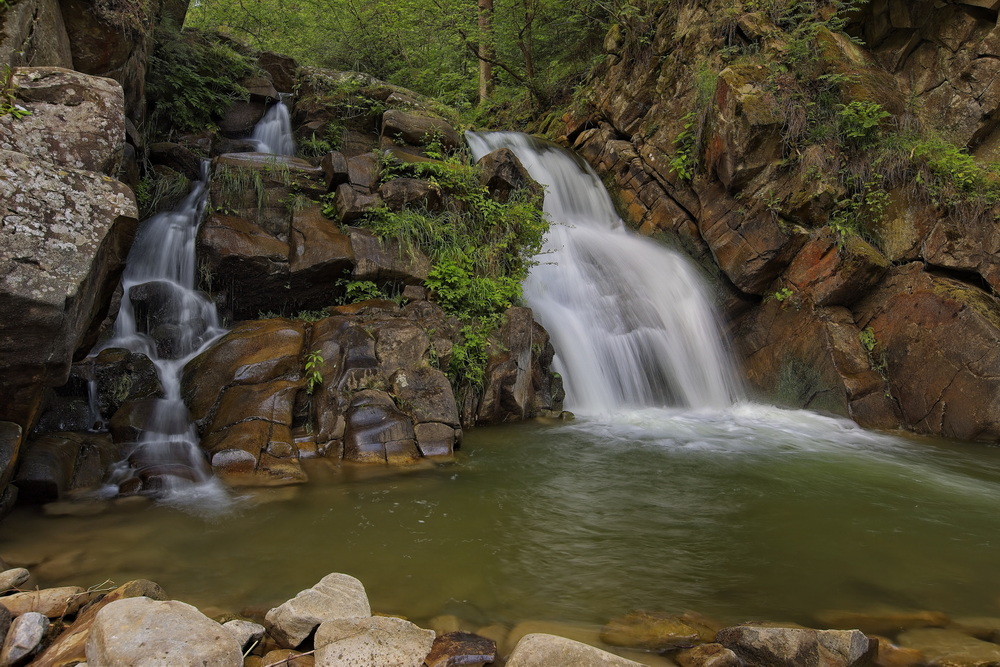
[859,326,891,395]
[297,132,332,159]
[336,279,385,304]
[838,101,891,143]
[0,66,30,120]
[304,350,324,395]
[668,112,699,181]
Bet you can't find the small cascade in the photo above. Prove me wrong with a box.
[97,162,228,501]
[466,132,742,414]
[250,98,295,156]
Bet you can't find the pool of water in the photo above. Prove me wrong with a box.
[2,404,1000,632]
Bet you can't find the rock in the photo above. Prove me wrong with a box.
[783,229,890,307]
[343,391,419,464]
[313,616,435,667]
[476,148,542,203]
[0,148,137,432]
[505,633,645,667]
[0,611,48,666]
[379,178,443,211]
[13,435,82,504]
[264,573,372,648]
[0,67,125,174]
[869,636,926,667]
[897,627,1000,666]
[348,227,431,284]
[424,631,496,667]
[675,643,743,667]
[413,422,460,458]
[815,609,949,636]
[258,51,297,93]
[85,597,242,666]
[0,423,22,494]
[320,151,350,191]
[716,625,875,667]
[0,0,73,70]
[0,586,94,618]
[219,100,268,138]
[600,611,717,651]
[335,184,382,223]
[242,75,279,102]
[223,619,266,653]
[261,649,315,666]
[381,109,461,149]
[91,347,163,421]
[32,579,166,667]
[289,205,355,302]
[0,569,29,593]
[347,153,379,191]
[148,142,203,181]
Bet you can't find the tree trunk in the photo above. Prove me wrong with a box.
[478,0,494,103]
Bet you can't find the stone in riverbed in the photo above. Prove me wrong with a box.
[0,586,95,618]
[897,627,1000,666]
[0,569,29,593]
[85,597,241,666]
[504,633,645,667]
[815,608,950,637]
[600,610,718,651]
[716,625,875,667]
[313,616,435,667]
[424,631,496,667]
[265,573,372,648]
[223,619,266,653]
[0,611,48,666]
[261,649,315,666]
[675,643,743,667]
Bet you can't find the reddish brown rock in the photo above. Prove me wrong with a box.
[424,631,497,667]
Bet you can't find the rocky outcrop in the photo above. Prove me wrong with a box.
[559,0,1000,441]
[0,0,73,70]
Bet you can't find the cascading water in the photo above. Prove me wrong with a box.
[97,162,228,503]
[251,99,295,156]
[466,131,742,414]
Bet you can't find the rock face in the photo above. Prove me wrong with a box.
[85,596,243,666]
[0,0,73,70]
[0,66,137,473]
[558,0,1000,441]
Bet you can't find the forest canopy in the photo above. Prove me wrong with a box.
[184,0,662,120]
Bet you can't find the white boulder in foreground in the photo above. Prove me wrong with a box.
[84,596,242,666]
[314,615,435,667]
[505,633,645,667]
[265,573,372,647]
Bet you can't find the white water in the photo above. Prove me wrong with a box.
[251,101,295,156]
[466,132,742,414]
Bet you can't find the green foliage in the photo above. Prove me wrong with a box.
[336,279,386,304]
[304,350,324,395]
[297,132,332,159]
[771,286,793,302]
[448,321,493,389]
[859,326,891,394]
[147,21,258,135]
[838,101,890,143]
[904,135,1000,208]
[135,169,191,219]
[829,171,889,245]
[669,112,699,181]
[0,66,30,120]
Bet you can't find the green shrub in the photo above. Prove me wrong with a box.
[838,101,891,143]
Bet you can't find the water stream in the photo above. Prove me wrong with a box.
[251,100,295,156]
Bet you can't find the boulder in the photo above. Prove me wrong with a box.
[476,148,542,203]
[0,0,73,69]
[783,230,890,307]
[335,184,382,223]
[716,625,875,667]
[675,643,743,667]
[219,100,268,138]
[90,348,163,422]
[0,586,94,618]
[379,178,443,211]
[0,423,22,493]
[258,51,297,93]
[264,573,372,648]
[347,153,379,191]
[0,67,125,175]
[320,151,350,190]
[600,611,717,651]
[148,142,203,181]
[314,616,435,667]
[381,109,462,149]
[0,569,30,593]
[505,633,645,667]
[343,391,419,464]
[223,619,266,653]
[32,579,166,667]
[0,148,137,432]
[0,612,48,666]
[13,434,82,504]
[348,227,431,284]
[289,205,355,301]
[86,597,242,666]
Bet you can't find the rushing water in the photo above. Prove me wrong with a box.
[4,131,1000,642]
[467,131,742,413]
[251,100,295,156]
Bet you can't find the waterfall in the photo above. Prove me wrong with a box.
[96,162,228,502]
[466,132,742,414]
[251,100,295,156]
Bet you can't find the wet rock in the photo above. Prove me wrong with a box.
[0,148,137,433]
[347,153,379,191]
[600,611,717,651]
[0,68,125,175]
[424,631,497,667]
[505,633,645,667]
[343,391,419,464]
[675,643,743,667]
[91,347,162,421]
[0,612,48,666]
[381,109,462,149]
[148,142,203,181]
[219,100,268,138]
[313,616,435,667]
[0,424,22,492]
[289,205,355,302]
[0,569,29,594]
[259,51,297,94]
[320,151,350,190]
[783,229,890,307]
[869,636,926,667]
[815,609,950,636]
[413,422,460,457]
[13,434,81,504]
[897,627,1000,666]
[335,184,382,223]
[0,586,94,618]
[476,148,542,203]
[717,625,875,667]
[265,573,372,648]
[32,579,166,667]
[85,597,242,666]
[223,619,266,653]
